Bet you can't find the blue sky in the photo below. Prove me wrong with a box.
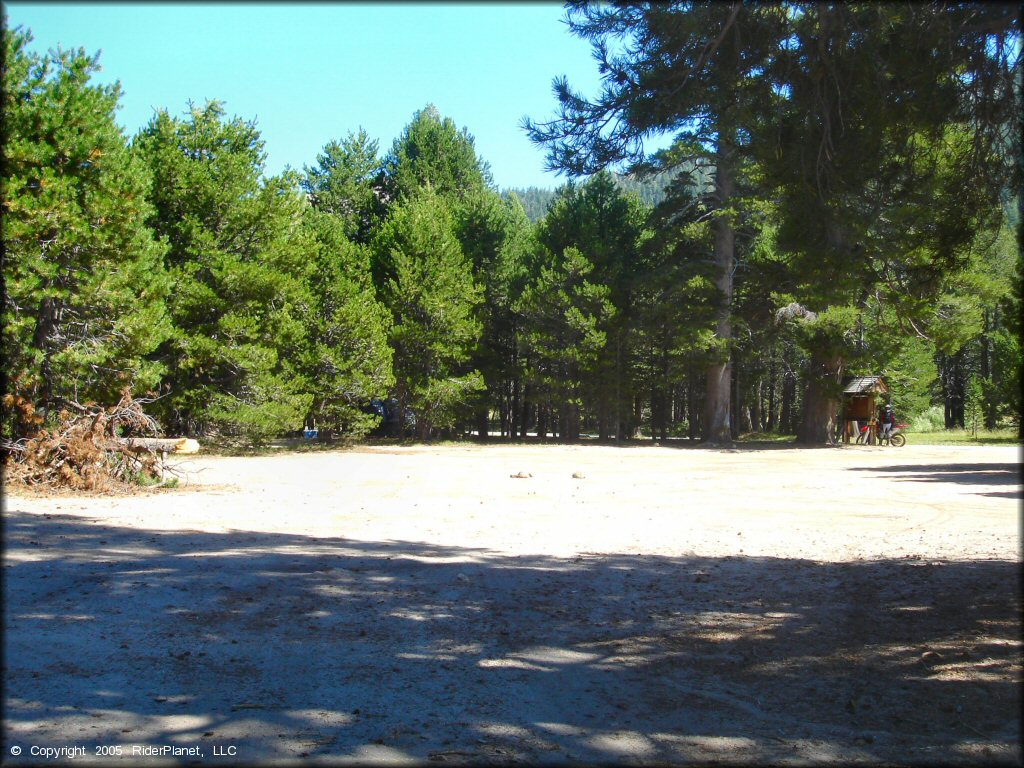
[5,2,612,190]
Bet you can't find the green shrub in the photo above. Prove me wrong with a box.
[910,405,945,432]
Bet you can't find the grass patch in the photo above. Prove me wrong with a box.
[200,435,363,456]
[736,432,797,443]
[907,428,1020,446]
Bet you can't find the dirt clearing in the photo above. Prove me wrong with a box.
[4,442,1021,765]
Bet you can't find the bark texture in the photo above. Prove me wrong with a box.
[703,136,735,444]
[797,353,844,444]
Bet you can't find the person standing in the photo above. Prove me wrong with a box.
[880,404,897,444]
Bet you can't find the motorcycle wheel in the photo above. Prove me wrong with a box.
[890,433,906,447]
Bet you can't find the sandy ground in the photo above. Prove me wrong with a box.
[3,441,1021,766]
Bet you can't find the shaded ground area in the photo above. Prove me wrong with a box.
[3,443,1021,765]
[848,462,1022,499]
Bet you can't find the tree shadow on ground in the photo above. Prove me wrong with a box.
[849,463,1023,498]
[3,509,1020,766]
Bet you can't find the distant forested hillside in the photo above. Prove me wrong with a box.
[505,168,686,222]
[502,186,557,222]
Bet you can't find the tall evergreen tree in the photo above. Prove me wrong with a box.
[373,106,504,436]
[488,193,539,438]
[927,215,1020,430]
[298,207,394,437]
[764,4,1020,442]
[538,172,650,439]
[524,2,788,442]
[372,186,484,438]
[453,187,534,437]
[134,101,311,443]
[640,169,751,439]
[2,28,170,437]
[302,128,385,245]
[514,246,615,440]
[381,104,493,204]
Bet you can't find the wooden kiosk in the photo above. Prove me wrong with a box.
[840,376,888,444]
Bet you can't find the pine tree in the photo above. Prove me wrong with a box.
[381,104,492,204]
[302,128,385,245]
[764,4,1020,443]
[134,101,311,443]
[639,171,751,439]
[514,246,615,440]
[372,186,484,437]
[298,208,394,437]
[453,187,534,437]
[538,173,650,440]
[524,3,789,442]
[373,106,504,436]
[2,28,171,437]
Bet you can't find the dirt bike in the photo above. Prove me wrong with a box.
[857,422,907,446]
[883,423,907,447]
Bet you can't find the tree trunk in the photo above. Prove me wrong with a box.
[498,388,508,438]
[730,359,741,439]
[31,297,63,416]
[981,310,998,430]
[598,398,610,441]
[940,351,966,428]
[659,350,670,441]
[651,387,665,442]
[476,407,489,442]
[630,394,642,440]
[510,377,520,439]
[797,352,844,444]
[687,375,699,440]
[780,373,796,434]
[520,380,533,438]
[750,377,763,433]
[702,135,734,443]
[568,402,581,440]
[119,437,201,454]
[615,334,624,443]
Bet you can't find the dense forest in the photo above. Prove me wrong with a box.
[509,169,683,222]
[2,3,1021,451]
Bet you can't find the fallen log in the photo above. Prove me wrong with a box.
[5,389,196,491]
[118,437,201,455]
[117,437,200,484]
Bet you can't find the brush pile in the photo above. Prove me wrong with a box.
[2,389,184,492]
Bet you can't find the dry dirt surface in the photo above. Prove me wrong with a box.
[4,442,1021,766]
